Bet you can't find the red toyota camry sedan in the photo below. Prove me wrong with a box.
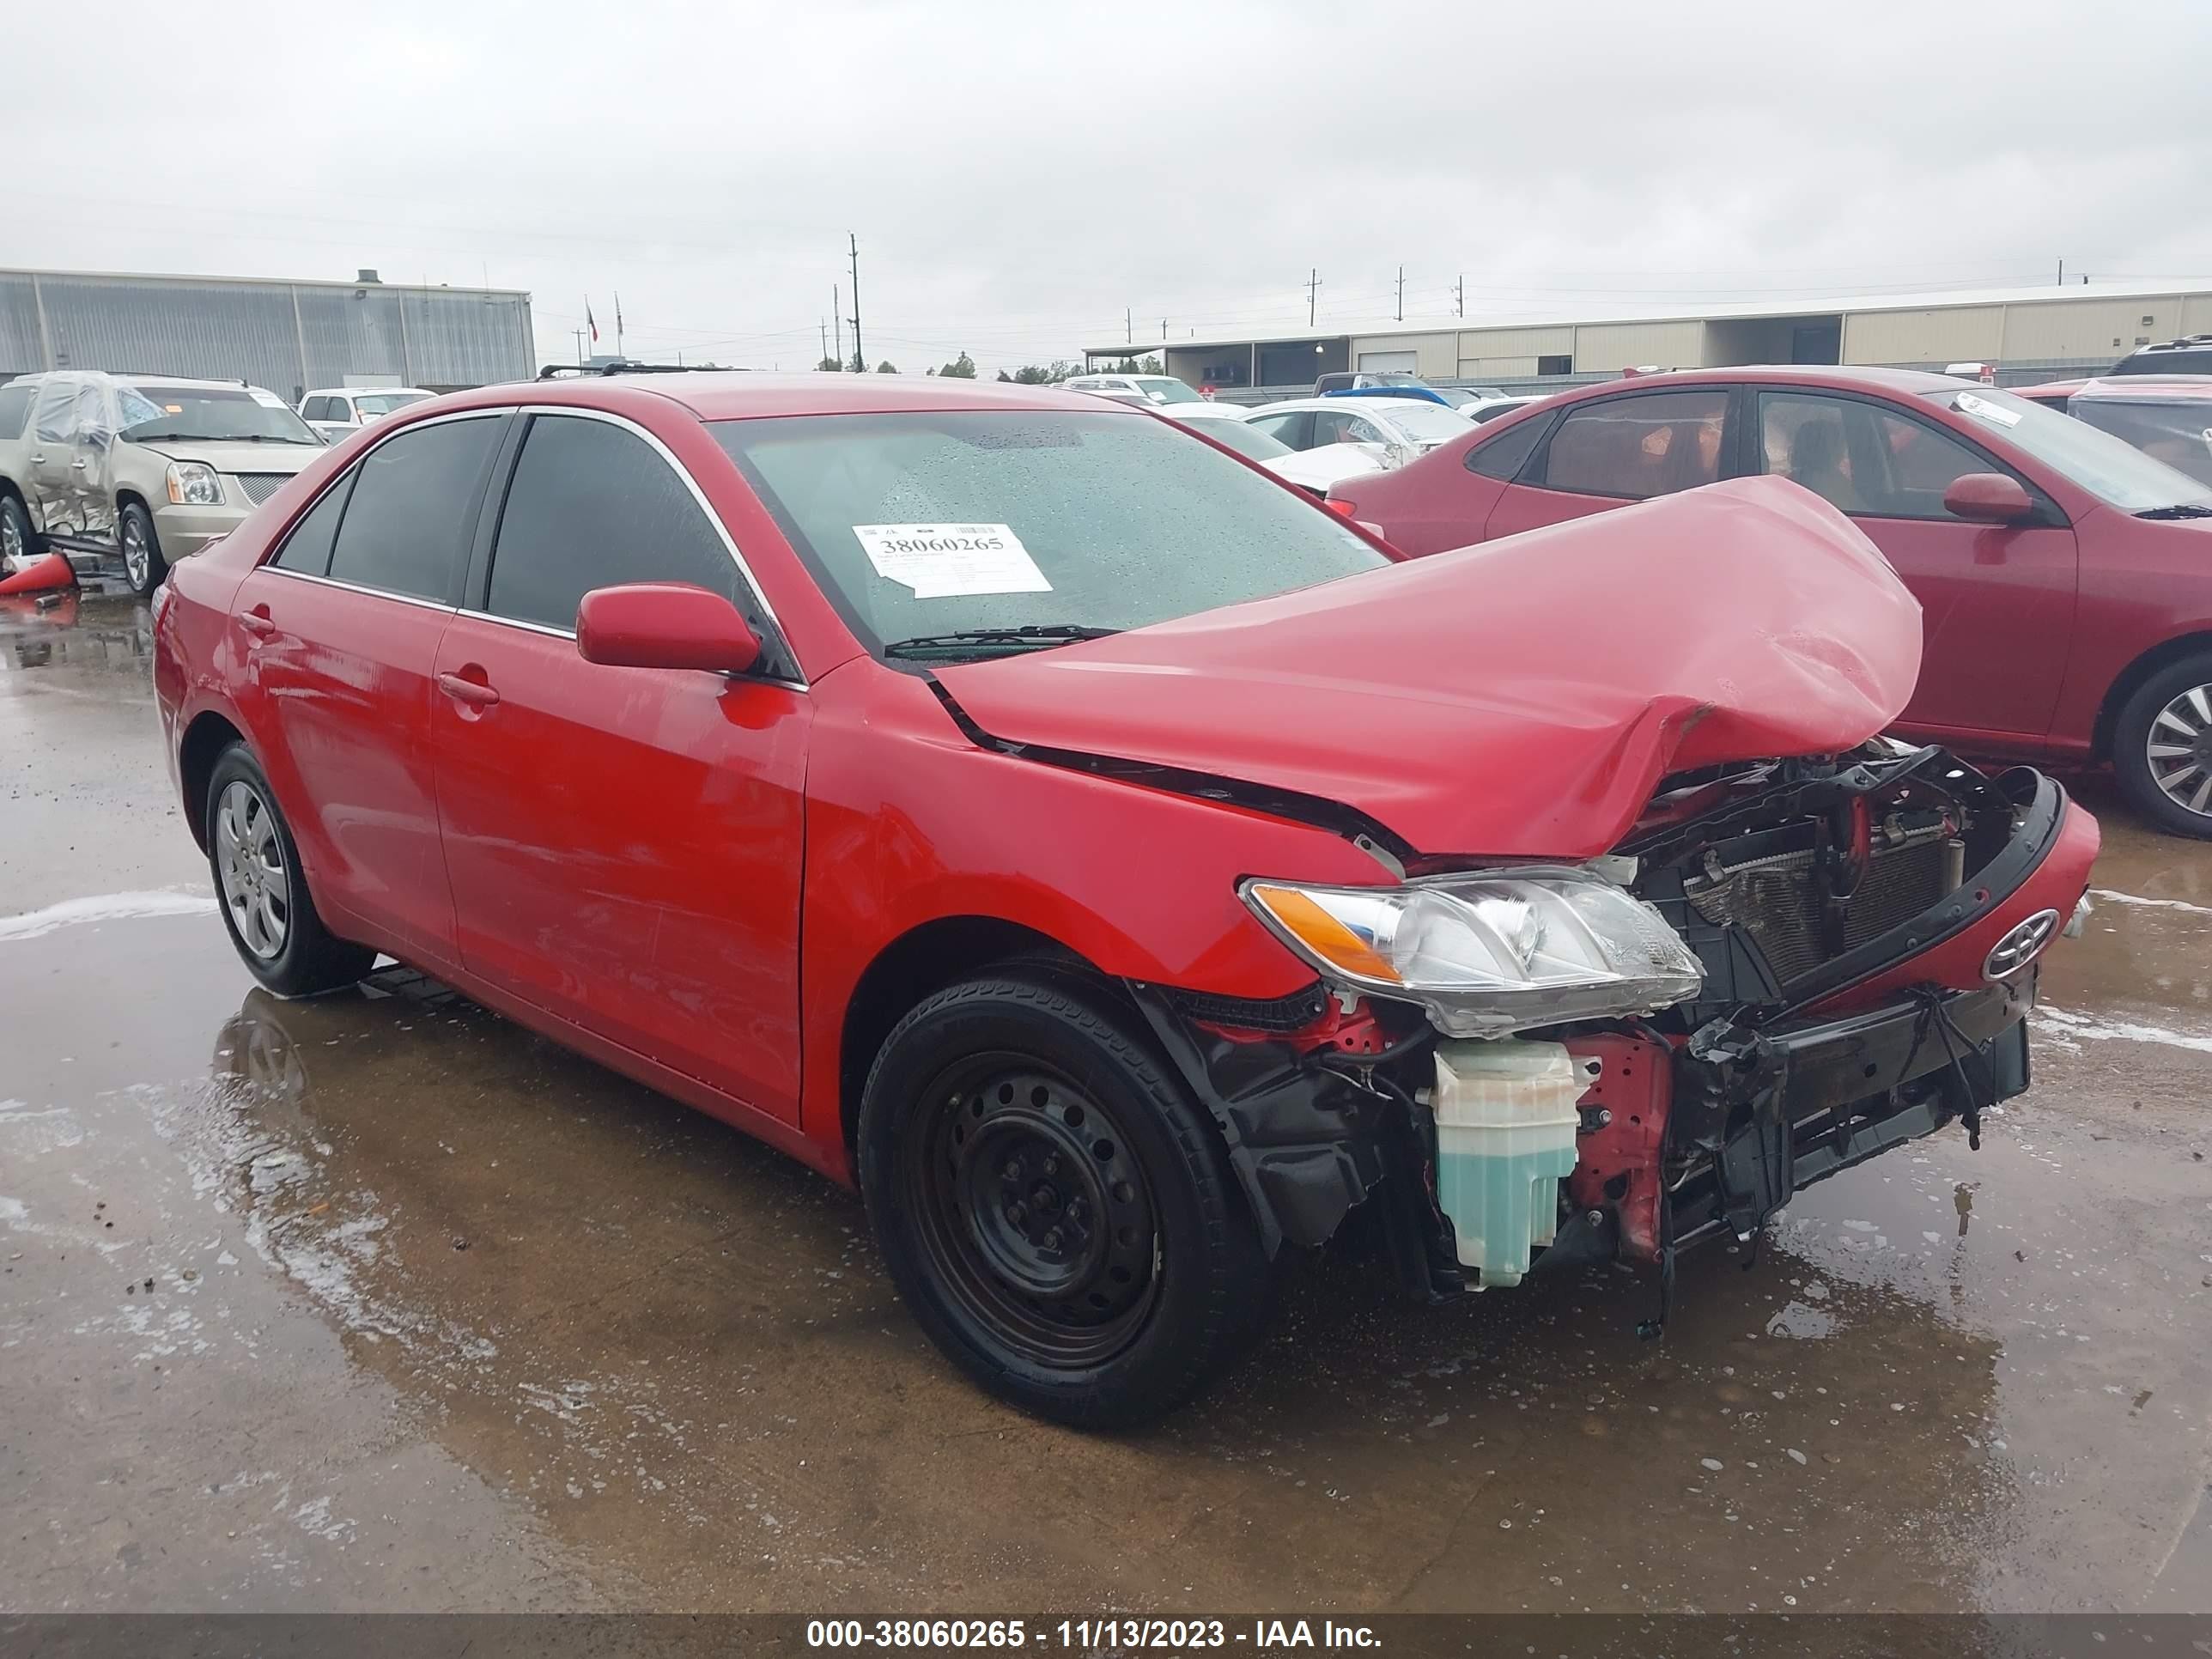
[154,374,2097,1424]
[1328,368,2212,838]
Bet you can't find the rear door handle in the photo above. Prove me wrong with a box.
[70,459,88,471]
[238,608,276,639]
[437,672,500,708]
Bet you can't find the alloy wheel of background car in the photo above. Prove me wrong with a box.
[216,780,291,960]
[0,498,29,575]
[900,1055,1162,1370]
[204,744,378,995]
[2114,652,2212,840]
[2147,682,2212,818]
[120,503,167,597]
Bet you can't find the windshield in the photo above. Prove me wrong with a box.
[1177,416,1292,462]
[2069,397,2212,490]
[1133,376,1202,405]
[355,391,428,418]
[1927,386,2212,512]
[1369,400,1475,443]
[713,410,1385,657]
[119,385,319,446]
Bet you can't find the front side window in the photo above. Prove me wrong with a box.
[120,385,320,447]
[1760,392,1993,520]
[714,410,1386,658]
[1311,409,1389,447]
[487,414,744,634]
[303,396,335,422]
[1249,411,1312,450]
[325,416,502,601]
[1928,385,2212,513]
[1540,391,1728,499]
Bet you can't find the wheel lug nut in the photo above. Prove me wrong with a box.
[1043,1230,1062,1251]
[1008,1202,1026,1224]
[1004,1158,1023,1180]
[1042,1154,1059,1176]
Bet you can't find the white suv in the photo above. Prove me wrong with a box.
[297,386,432,442]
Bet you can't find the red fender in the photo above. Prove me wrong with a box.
[0,552,76,595]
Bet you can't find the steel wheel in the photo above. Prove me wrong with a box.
[121,514,153,590]
[899,1054,1161,1370]
[2146,681,2212,820]
[215,781,291,960]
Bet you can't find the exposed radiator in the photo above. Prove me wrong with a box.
[1683,829,1951,984]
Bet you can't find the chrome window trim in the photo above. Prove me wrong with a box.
[264,564,459,614]
[453,605,809,693]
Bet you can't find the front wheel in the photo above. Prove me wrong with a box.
[205,744,376,995]
[0,495,37,575]
[858,973,1268,1427]
[119,501,168,597]
[2113,653,2212,839]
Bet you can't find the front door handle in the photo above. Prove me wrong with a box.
[70,459,88,471]
[437,671,500,708]
[238,607,276,639]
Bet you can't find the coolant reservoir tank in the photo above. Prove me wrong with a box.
[1431,1040,1590,1288]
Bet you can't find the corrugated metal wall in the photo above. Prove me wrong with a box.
[1572,319,1706,374]
[1996,295,2187,361]
[0,270,533,398]
[1352,331,1456,377]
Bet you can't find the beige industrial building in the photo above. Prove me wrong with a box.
[1085,279,2212,396]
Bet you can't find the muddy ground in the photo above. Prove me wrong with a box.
[2,591,2207,1615]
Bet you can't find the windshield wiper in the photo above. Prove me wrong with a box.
[127,430,310,445]
[2136,502,2212,520]
[882,623,1121,659]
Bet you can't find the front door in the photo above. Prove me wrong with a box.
[1484,386,1734,541]
[429,409,811,1121]
[26,376,83,537]
[1751,391,2077,747]
[229,411,507,968]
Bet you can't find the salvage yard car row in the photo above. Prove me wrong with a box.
[149,371,2106,1423]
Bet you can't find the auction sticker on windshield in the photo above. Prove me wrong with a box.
[1954,392,2021,428]
[853,523,1052,599]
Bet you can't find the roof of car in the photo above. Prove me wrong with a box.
[2069,374,2212,401]
[471,371,1132,422]
[112,373,267,391]
[301,386,433,397]
[1249,395,1465,416]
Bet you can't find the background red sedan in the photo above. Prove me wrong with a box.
[1329,367,2212,838]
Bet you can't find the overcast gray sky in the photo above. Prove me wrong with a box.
[9,0,2209,375]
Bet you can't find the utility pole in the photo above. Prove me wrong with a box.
[819,319,830,365]
[571,327,586,365]
[1161,318,1167,343]
[1126,307,1132,343]
[614,291,624,359]
[1395,265,1405,323]
[848,234,864,374]
[1306,268,1321,326]
[2057,257,2064,287]
[833,284,842,368]
[1456,275,1465,318]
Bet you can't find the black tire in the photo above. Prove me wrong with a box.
[858,971,1268,1427]
[2112,651,2212,840]
[0,494,38,575]
[119,501,167,598]
[204,743,376,995]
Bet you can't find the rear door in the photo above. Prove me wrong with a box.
[1484,386,1735,540]
[1249,409,1315,451]
[27,376,84,535]
[1750,389,2076,746]
[230,410,508,968]
[429,408,812,1122]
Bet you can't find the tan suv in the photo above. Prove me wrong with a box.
[0,371,327,595]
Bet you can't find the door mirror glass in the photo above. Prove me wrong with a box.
[1942,471,2037,524]
[576,582,762,674]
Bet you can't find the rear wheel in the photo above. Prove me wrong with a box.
[120,501,167,597]
[205,744,375,995]
[858,972,1268,1427]
[2114,653,2212,840]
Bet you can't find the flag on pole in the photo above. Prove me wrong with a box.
[586,298,599,344]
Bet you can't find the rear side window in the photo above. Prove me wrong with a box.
[33,380,76,443]
[1250,410,1312,450]
[1466,416,1547,480]
[302,396,331,422]
[1538,391,1728,500]
[487,414,741,633]
[0,382,33,437]
[270,476,355,575]
[326,416,501,601]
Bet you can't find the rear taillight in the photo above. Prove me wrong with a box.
[1324,498,1358,520]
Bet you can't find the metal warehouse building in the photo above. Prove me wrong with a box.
[1087,279,2212,398]
[0,266,535,401]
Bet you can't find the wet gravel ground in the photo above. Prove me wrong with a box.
[2,592,2208,1614]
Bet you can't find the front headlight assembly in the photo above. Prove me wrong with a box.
[165,462,223,506]
[1241,867,1704,1038]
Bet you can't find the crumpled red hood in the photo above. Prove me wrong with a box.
[934,477,1923,860]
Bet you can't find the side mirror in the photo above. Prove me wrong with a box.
[1942,472,2038,526]
[576,582,762,674]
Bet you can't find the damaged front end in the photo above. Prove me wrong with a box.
[1132,742,2098,1317]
